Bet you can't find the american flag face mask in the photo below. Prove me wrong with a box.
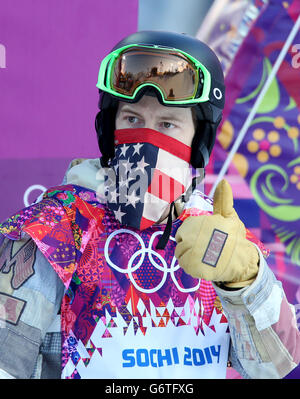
[103,128,193,231]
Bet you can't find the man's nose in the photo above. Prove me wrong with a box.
[143,117,156,130]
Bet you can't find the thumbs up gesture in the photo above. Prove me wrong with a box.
[175,179,259,288]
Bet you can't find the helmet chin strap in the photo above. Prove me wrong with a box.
[198,143,210,167]
[182,169,205,203]
[155,201,176,250]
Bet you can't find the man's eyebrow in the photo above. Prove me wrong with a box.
[119,105,186,123]
[158,112,186,123]
[118,106,142,117]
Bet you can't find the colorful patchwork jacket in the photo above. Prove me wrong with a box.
[0,159,299,379]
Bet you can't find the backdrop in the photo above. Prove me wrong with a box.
[1,0,300,380]
[0,0,138,221]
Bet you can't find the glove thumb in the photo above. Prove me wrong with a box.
[213,179,239,220]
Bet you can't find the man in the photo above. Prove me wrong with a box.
[0,30,299,379]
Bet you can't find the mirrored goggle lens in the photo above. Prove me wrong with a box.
[110,48,202,101]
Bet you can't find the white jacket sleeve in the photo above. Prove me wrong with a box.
[213,247,300,379]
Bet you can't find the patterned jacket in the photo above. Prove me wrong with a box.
[0,159,299,379]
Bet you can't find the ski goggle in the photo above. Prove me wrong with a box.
[96,44,212,105]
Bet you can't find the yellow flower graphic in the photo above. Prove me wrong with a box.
[247,128,282,163]
[290,166,300,190]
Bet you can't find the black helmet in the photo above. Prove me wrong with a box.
[95,30,225,168]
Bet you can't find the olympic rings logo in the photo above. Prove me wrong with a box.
[104,229,201,294]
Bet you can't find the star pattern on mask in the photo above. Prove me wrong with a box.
[119,144,129,157]
[132,142,143,156]
[109,141,153,223]
[114,206,126,222]
[135,156,149,172]
[120,159,134,174]
[125,190,140,208]
[119,174,135,188]
[109,189,119,203]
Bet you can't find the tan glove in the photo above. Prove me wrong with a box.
[175,179,259,288]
